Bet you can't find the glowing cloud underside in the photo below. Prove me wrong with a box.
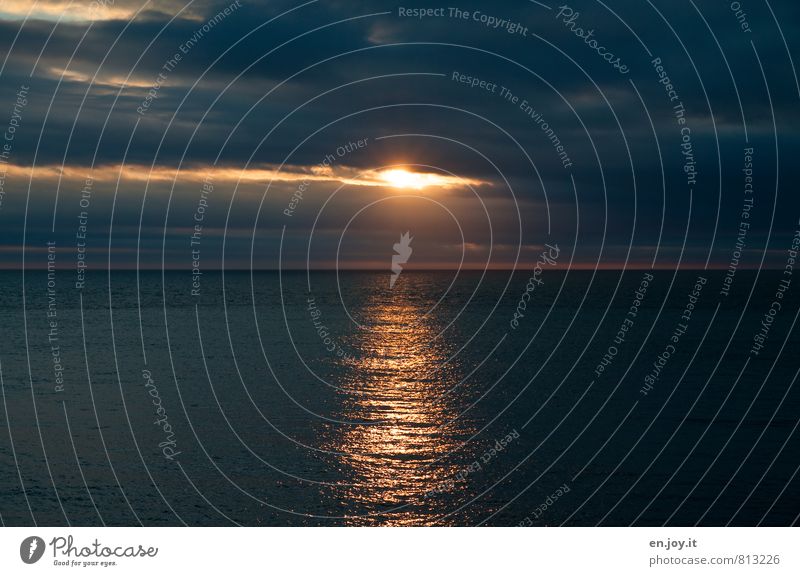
[0,1,133,21]
[0,0,204,22]
[1,163,490,190]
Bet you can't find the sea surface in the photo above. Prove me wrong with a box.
[0,270,798,526]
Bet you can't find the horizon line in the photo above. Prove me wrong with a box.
[0,265,782,272]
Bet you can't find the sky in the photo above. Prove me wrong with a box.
[0,0,797,270]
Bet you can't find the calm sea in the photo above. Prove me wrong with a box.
[0,270,797,526]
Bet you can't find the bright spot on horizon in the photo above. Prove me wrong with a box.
[377,169,456,190]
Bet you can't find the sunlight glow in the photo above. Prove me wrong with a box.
[379,169,437,190]
[373,169,470,190]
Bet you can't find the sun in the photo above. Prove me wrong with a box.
[361,167,489,190]
[378,168,466,190]
[379,169,433,190]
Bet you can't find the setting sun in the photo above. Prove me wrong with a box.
[372,168,483,190]
[380,169,435,189]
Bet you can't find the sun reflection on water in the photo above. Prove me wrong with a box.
[323,276,475,525]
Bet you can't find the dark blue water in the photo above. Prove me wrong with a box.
[0,270,798,526]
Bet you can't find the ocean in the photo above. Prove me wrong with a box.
[0,270,797,526]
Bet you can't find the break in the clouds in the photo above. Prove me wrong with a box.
[0,0,797,269]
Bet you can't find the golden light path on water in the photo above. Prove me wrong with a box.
[324,277,475,526]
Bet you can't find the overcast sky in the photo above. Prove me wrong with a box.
[0,0,797,269]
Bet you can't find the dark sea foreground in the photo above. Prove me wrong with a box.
[0,269,798,526]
